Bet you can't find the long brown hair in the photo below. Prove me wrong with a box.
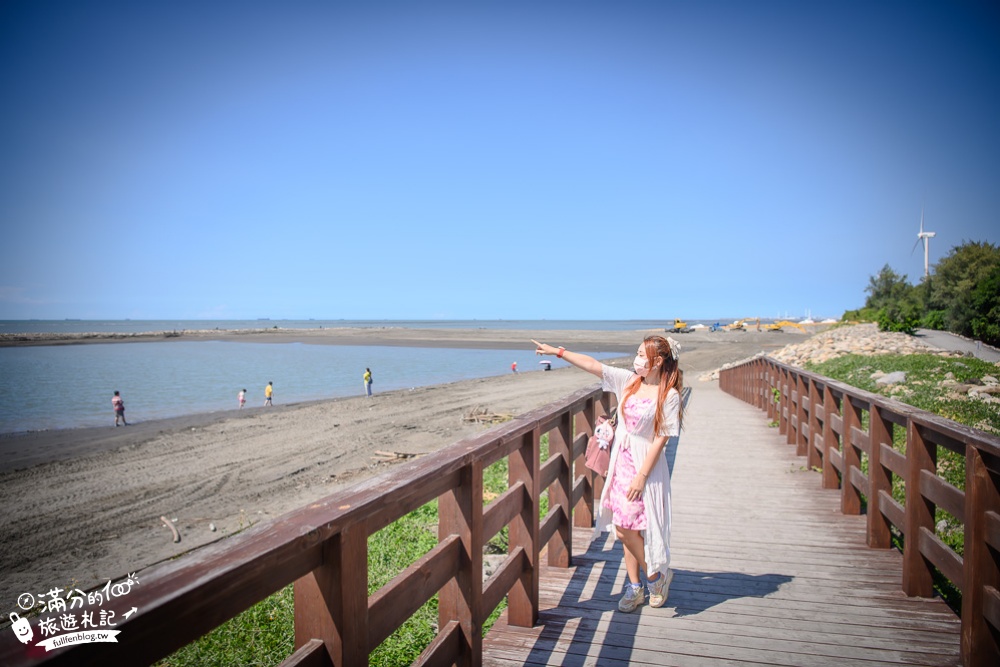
[619,335,683,435]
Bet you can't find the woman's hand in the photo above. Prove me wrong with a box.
[531,339,559,356]
[531,339,604,378]
[627,474,645,501]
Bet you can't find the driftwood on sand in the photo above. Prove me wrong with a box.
[463,405,514,425]
[160,516,181,543]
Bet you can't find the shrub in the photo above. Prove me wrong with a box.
[842,306,879,322]
[921,309,946,330]
[969,264,1000,346]
[876,306,919,335]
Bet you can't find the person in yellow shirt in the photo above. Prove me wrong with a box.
[363,368,373,397]
[264,381,273,406]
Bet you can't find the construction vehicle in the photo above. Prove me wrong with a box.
[724,319,747,331]
[763,320,807,333]
[667,318,693,333]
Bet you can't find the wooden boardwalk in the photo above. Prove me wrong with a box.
[483,381,962,666]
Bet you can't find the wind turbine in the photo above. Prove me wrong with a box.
[911,209,936,277]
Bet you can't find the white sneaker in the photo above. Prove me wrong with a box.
[648,569,673,608]
[618,583,645,612]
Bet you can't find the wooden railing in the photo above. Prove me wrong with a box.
[1,385,616,667]
[720,357,1000,667]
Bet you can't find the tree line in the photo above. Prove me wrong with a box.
[843,240,1000,345]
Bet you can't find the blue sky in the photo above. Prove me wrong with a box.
[1,0,998,321]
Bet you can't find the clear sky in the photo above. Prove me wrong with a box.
[1,0,998,321]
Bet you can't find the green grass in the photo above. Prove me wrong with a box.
[806,353,1000,436]
[805,353,999,611]
[155,586,294,667]
[158,434,554,666]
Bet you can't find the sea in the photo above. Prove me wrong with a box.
[0,319,696,434]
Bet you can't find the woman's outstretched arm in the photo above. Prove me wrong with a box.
[532,339,604,378]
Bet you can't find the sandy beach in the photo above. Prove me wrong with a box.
[0,326,807,606]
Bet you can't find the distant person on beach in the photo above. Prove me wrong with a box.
[363,368,373,397]
[511,361,518,373]
[533,336,683,612]
[264,382,273,406]
[238,389,246,409]
[112,390,127,426]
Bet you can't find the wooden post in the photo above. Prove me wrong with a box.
[807,380,822,471]
[595,393,616,501]
[293,523,369,667]
[573,400,595,529]
[867,405,893,548]
[547,411,573,567]
[439,462,483,666]
[841,396,862,515]
[786,372,797,446]
[795,375,808,456]
[961,446,1000,666]
[740,362,748,402]
[761,362,774,422]
[753,359,769,410]
[778,368,789,437]
[822,387,841,490]
[508,429,540,627]
[772,364,781,424]
[902,421,936,597]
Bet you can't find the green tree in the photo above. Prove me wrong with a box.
[969,264,1000,346]
[928,241,1000,336]
[861,264,921,333]
[864,264,913,310]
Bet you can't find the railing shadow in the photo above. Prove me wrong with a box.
[669,569,793,617]
[521,535,636,666]
[518,537,793,665]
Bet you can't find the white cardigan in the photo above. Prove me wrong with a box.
[593,364,681,575]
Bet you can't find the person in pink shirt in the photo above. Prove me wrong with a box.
[112,390,127,426]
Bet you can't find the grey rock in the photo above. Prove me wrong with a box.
[876,371,907,386]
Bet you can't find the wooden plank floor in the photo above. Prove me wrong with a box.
[483,381,962,666]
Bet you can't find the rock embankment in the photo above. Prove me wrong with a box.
[768,323,946,366]
[700,323,956,381]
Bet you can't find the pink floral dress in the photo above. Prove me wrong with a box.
[602,396,654,529]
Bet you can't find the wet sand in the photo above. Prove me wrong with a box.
[0,326,808,605]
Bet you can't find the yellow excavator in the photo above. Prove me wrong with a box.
[763,320,807,333]
[668,318,693,333]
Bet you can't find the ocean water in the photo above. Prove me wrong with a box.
[0,340,619,434]
[0,319,692,334]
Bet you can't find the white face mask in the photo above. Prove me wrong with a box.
[633,356,649,376]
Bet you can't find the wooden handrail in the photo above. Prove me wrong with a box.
[1,384,613,667]
[720,357,1000,667]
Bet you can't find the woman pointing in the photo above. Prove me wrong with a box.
[532,336,683,611]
